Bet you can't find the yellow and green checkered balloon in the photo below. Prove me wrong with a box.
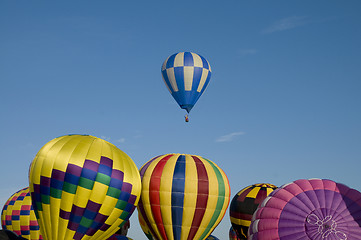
[1,187,42,240]
[28,135,141,240]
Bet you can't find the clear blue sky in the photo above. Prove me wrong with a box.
[1,1,360,239]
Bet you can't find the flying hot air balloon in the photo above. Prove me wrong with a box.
[230,183,277,239]
[248,179,361,239]
[28,134,142,240]
[1,187,42,240]
[137,153,230,240]
[161,52,212,122]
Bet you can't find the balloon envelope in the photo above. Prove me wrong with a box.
[28,135,142,240]
[138,153,230,240]
[230,183,277,239]
[161,52,212,113]
[1,187,42,240]
[249,179,361,239]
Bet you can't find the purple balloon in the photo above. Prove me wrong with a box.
[248,179,361,240]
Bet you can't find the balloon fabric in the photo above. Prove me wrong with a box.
[106,235,133,240]
[28,135,141,240]
[249,178,361,240]
[206,235,219,240]
[161,52,212,113]
[229,227,240,240]
[137,153,230,240]
[138,211,154,240]
[230,183,277,239]
[1,187,42,240]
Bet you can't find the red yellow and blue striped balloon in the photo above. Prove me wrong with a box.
[28,135,142,240]
[137,153,230,240]
[1,187,42,240]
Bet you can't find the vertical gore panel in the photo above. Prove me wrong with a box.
[149,155,173,240]
[187,156,209,240]
[171,155,186,240]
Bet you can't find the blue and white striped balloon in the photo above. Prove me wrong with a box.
[161,52,212,113]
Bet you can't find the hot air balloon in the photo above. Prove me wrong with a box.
[28,134,142,240]
[248,178,361,239]
[137,153,230,240]
[138,211,154,240]
[229,227,240,240]
[161,52,212,121]
[1,187,42,240]
[230,183,277,240]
